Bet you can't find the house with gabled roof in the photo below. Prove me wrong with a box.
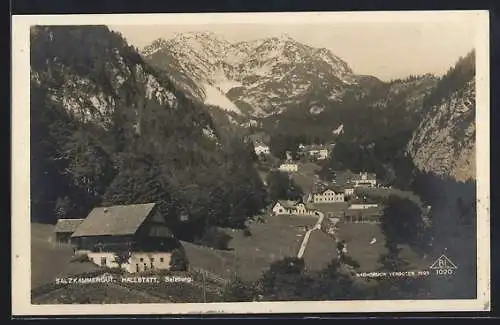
[71,203,178,273]
[306,187,345,203]
[271,200,317,216]
[54,218,85,244]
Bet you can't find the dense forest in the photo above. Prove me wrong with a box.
[30,26,267,241]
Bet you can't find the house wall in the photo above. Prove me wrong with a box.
[353,179,377,187]
[344,188,355,196]
[73,235,136,252]
[318,149,329,160]
[348,203,379,210]
[83,251,172,273]
[255,146,270,155]
[272,202,316,216]
[312,191,344,203]
[55,232,73,244]
[278,164,298,172]
[272,203,287,215]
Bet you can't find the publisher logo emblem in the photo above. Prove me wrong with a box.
[430,254,457,276]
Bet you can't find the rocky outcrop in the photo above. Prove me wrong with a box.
[407,79,475,182]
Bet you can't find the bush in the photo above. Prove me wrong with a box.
[243,228,252,237]
[70,254,91,263]
[223,277,257,302]
[196,227,233,250]
[170,247,189,271]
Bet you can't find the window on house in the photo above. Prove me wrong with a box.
[150,257,155,262]
[100,257,106,266]
[140,258,144,262]
[160,257,164,263]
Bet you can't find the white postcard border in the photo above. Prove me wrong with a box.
[11,10,491,315]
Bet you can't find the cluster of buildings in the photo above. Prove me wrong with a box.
[297,143,335,161]
[271,171,382,224]
[252,142,334,162]
[53,203,178,274]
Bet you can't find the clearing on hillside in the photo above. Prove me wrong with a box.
[182,214,332,281]
[336,222,427,272]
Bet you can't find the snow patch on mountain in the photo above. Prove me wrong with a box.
[332,124,344,135]
[201,82,243,115]
[309,105,324,115]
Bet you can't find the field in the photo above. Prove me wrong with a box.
[31,223,99,289]
[336,223,428,272]
[302,230,337,271]
[183,214,331,281]
[291,162,321,193]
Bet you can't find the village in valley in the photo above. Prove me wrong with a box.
[43,134,429,300]
[26,22,479,305]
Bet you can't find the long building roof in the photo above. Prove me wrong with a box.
[71,203,157,237]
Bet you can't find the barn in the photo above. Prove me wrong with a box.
[53,218,85,244]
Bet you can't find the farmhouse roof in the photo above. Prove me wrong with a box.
[312,186,345,195]
[54,218,85,234]
[276,200,298,209]
[71,203,156,237]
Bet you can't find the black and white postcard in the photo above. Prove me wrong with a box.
[12,10,490,315]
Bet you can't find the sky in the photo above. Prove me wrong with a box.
[109,20,476,81]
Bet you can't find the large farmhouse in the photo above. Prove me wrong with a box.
[305,188,345,203]
[71,203,177,273]
[272,200,317,216]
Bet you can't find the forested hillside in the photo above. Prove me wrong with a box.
[30,26,267,240]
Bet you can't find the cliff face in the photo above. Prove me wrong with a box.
[407,52,476,182]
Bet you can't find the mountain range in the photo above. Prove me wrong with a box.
[138,31,474,183]
[143,32,364,120]
[30,25,477,233]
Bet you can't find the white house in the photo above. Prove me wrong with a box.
[343,187,355,197]
[279,163,298,172]
[272,200,317,216]
[307,188,345,203]
[352,172,377,187]
[254,143,270,155]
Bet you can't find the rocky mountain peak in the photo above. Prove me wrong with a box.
[144,31,359,119]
